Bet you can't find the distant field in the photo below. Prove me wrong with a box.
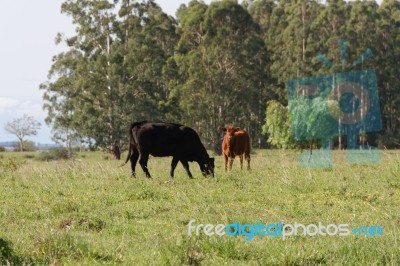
[0,149,399,265]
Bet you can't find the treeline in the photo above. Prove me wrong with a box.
[40,0,400,150]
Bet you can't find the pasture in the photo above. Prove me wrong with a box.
[0,150,399,265]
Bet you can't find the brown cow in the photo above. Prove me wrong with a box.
[221,126,251,171]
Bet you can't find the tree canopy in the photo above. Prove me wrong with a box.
[41,0,400,150]
[4,114,41,152]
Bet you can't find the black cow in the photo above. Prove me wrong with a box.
[123,121,215,178]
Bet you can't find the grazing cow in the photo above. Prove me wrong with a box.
[123,121,214,178]
[221,126,251,171]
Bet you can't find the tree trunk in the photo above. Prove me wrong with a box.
[18,138,23,152]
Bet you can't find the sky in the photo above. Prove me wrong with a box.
[0,0,382,144]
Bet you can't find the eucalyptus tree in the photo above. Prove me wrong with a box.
[40,49,85,150]
[376,0,400,147]
[112,0,179,123]
[41,0,119,148]
[312,0,350,70]
[280,0,321,77]
[342,1,381,147]
[174,0,270,148]
[311,0,350,149]
[261,0,291,103]
[41,0,178,148]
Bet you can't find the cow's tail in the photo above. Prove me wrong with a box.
[120,122,140,167]
[121,141,132,167]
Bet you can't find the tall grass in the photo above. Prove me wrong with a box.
[0,150,399,265]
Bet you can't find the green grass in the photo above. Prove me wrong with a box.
[0,150,399,265]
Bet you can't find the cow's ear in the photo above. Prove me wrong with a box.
[221,127,227,132]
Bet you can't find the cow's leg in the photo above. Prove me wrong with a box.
[239,154,244,170]
[223,154,228,171]
[180,160,193,178]
[229,156,234,170]
[130,148,139,177]
[138,152,151,178]
[170,156,179,177]
[246,153,251,170]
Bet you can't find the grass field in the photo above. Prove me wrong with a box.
[0,149,399,265]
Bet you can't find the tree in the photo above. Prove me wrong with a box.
[41,0,178,149]
[262,100,296,149]
[4,115,41,152]
[40,0,399,150]
[174,0,270,149]
[263,96,339,151]
[312,0,350,149]
[376,0,400,147]
[289,96,339,150]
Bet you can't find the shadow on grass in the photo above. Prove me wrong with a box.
[0,238,24,265]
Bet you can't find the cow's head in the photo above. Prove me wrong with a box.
[222,126,240,152]
[201,157,215,177]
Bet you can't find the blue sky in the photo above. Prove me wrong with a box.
[0,0,382,144]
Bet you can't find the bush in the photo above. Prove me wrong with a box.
[24,154,36,159]
[37,148,72,161]
[0,146,5,152]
